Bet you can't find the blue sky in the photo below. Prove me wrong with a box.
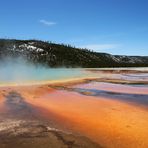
[0,0,148,56]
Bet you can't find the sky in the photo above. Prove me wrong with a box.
[0,0,148,56]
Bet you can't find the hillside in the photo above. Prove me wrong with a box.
[0,39,148,67]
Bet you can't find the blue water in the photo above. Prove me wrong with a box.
[0,66,87,83]
[0,62,147,84]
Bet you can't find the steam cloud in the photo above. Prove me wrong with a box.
[0,57,83,85]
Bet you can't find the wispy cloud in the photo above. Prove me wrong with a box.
[39,19,57,26]
[79,44,120,52]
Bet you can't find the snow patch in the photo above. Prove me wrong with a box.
[19,44,44,52]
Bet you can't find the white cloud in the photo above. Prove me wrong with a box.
[39,20,57,26]
[79,44,120,52]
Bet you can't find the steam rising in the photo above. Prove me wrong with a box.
[0,57,84,85]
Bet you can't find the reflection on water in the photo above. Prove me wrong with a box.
[74,87,148,107]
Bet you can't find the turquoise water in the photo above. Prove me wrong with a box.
[0,66,87,83]
[1,62,148,84]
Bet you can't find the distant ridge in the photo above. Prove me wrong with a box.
[0,39,148,67]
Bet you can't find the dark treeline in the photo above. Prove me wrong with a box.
[0,39,148,68]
